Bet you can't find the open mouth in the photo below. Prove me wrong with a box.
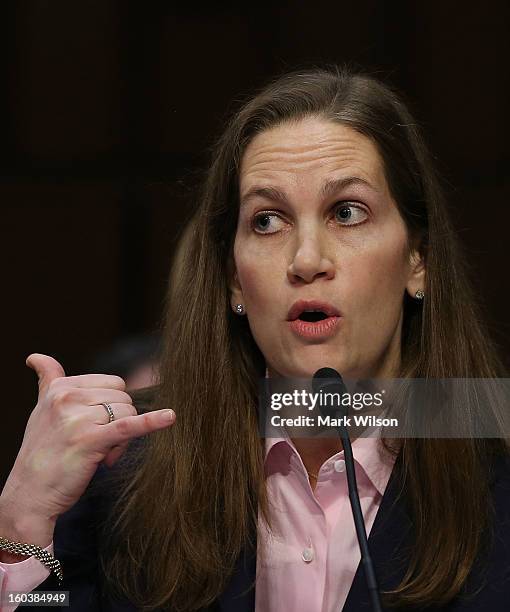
[298,310,329,322]
[289,309,341,338]
[287,301,342,338]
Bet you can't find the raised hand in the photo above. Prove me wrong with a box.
[0,353,175,550]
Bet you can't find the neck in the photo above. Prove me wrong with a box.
[291,436,343,481]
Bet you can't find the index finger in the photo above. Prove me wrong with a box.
[97,409,176,447]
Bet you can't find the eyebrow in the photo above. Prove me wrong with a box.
[240,176,378,207]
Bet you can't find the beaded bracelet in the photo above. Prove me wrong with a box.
[0,536,63,585]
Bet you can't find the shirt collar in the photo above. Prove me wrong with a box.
[264,429,396,496]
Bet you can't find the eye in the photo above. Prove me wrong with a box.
[333,202,368,226]
[252,212,286,234]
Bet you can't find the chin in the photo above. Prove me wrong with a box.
[303,348,346,374]
[282,357,347,379]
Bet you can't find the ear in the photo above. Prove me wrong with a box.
[227,256,244,311]
[405,247,426,298]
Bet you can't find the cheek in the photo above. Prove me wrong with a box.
[347,229,409,311]
[234,239,284,309]
[235,250,271,311]
[233,250,286,357]
[236,257,282,310]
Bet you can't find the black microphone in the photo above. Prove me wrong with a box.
[312,368,383,612]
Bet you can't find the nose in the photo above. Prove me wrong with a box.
[287,229,336,284]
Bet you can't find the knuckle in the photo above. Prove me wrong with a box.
[115,417,131,438]
[111,375,126,390]
[51,388,74,406]
[119,390,133,404]
[141,413,152,429]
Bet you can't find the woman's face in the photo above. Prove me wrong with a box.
[230,115,424,379]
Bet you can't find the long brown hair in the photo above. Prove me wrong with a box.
[100,64,509,610]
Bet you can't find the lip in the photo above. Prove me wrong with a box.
[288,316,341,339]
[286,299,342,340]
[286,299,341,321]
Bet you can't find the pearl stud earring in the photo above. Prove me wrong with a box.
[235,304,245,314]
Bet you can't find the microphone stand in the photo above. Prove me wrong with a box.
[338,420,383,612]
[313,369,383,612]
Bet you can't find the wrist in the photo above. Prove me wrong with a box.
[0,496,55,551]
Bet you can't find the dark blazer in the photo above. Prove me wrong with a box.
[25,452,510,611]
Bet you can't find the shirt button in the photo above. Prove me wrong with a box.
[334,459,346,472]
[301,547,314,563]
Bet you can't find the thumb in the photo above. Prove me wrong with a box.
[26,353,66,392]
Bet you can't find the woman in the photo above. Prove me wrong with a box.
[1,65,509,611]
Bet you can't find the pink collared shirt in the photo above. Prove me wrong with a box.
[0,437,395,612]
[256,434,396,612]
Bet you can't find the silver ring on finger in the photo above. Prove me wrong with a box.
[101,402,115,423]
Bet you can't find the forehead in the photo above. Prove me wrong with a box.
[239,116,387,194]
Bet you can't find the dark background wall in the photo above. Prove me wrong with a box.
[2,1,509,482]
